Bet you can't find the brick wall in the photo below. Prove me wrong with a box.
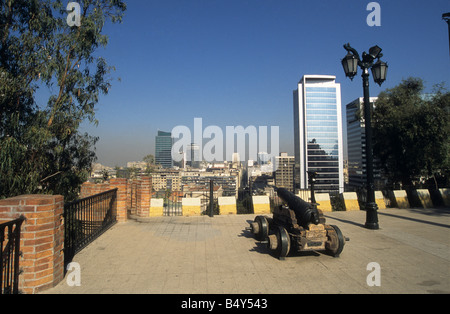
[80,177,153,220]
[79,182,111,199]
[0,195,64,294]
[0,177,155,293]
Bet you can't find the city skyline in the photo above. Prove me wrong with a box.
[56,0,450,167]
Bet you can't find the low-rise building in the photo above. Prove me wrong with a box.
[274,153,295,192]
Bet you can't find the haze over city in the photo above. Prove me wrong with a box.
[38,0,449,167]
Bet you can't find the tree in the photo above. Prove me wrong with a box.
[372,77,450,188]
[143,154,155,175]
[128,166,139,179]
[0,0,126,201]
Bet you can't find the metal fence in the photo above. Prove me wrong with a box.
[154,179,219,217]
[1,216,26,295]
[153,190,182,216]
[64,189,118,267]
[164,199,183,216]
[158,193,218,216]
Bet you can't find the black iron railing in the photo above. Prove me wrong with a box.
[1,216,26,295]
[153,190,183,216]
[165,199,183,217]
[64,189,118,267]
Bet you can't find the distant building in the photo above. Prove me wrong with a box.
[232,153,240,164]
[258,152,270,165]
[274,153,295,192]
[346,97,383,191]
[155,131,173,169]
[182,174,238,197]
[293,75,344,193]
[152,171,181,191]
[187,143,201,169]
[149,167,241,197]
[127,161,147,170]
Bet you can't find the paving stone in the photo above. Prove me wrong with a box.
[43,208,450,294]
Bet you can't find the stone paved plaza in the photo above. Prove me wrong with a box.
[43,208,450,294]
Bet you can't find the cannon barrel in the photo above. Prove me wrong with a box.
[276,188,320,227]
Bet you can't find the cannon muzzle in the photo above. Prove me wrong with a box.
[276,188,321,227]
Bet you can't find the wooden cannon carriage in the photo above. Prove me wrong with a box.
[248,188,348,260]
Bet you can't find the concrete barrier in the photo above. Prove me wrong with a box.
[149,198,164,217]
[315,193,332,212]
[416,189,433,208]
[375,191,387,210]
[342,192,360,211]
[218,197,237,215]
[392,190,410,208]
[439,188,450,207]
[252,195,271,215]
[182,198,202,216]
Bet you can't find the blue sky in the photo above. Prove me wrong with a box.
[76,0,449,167]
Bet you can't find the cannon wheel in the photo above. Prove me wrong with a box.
[325,225,345,257]
[275,226,290,260]
[254,216,269,241]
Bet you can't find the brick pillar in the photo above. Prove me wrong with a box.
[128,180,137,215]
[126,180,132,211]
[0,195,64,294]
[135,178,142,217]
[137,177,152,218]
[130,181,137,216]
[110,178,128,223]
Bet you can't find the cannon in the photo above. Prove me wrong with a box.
[248,188,348,260]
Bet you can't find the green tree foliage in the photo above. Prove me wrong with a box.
[143,154,155,175]
[0,0,126,201]
[372,77,450,187]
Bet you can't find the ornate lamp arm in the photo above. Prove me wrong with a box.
[343,43,361,61]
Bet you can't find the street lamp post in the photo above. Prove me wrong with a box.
[307,171,317,205]
[443,13,450,57]
[341,43,388,230]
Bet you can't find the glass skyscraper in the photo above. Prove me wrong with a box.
[155,131,173,168]
[293,75,344,193]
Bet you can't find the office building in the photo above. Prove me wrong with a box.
[293,75,344,193]
[155,131,173,169]
[346,97,383,190]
